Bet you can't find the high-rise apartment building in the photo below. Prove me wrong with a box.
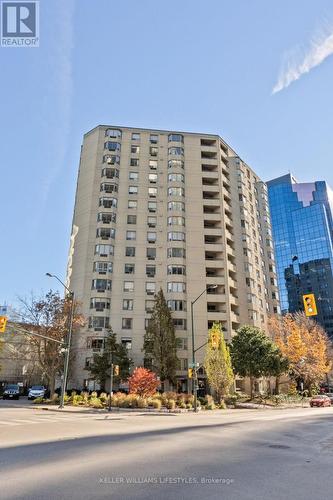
[267,173,333,337]
[67,125,279,391]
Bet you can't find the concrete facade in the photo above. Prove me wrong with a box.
[67,126,280,391]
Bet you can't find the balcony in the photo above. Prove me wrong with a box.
[205,252,224,262]
[204,236,222,246]
[207,311,228,322]
[206,267,224,278]
[202,176,219,185]
[202,164,218,173]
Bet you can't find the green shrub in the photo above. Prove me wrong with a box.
[186,403,193,410]
[166,399,176,410]
[219,401,227,409]
[225,395,237,407]
[137,397,148,408]
[32,397,44,404]
[89,397,103,408]
[206,403,215,410]
[151,399,162,409]
[80,391,89,404]
[72,394,83,406]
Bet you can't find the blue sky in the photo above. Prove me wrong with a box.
[1,0,333,306]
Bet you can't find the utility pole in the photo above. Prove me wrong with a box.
[108,350,113,412]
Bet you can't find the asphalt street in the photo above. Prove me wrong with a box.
[0,399,333,500]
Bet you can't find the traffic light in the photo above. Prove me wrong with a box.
[0,316,7,333]
[187,368,193,379]
[303,293,317,317]
[210,331,219,349]
[113,365,120,376]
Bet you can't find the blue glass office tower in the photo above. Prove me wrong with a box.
[267,174,333,337]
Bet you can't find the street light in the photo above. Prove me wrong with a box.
[46,273,75,409]
[191,284,218,412]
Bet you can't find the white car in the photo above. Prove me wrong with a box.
[28,385,46,400]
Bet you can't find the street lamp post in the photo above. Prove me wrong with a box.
[191,285,217,413]
[46,273,75,410]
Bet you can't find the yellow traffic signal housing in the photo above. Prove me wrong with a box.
[210,331,219,349]
[303,293,318,317]
[0,316,7,333]
[113,365,120,376]
[188,368,193,379]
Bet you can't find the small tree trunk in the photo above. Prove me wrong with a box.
[275,376,280,395]
[250,377,254,399]
[49,376,56,397]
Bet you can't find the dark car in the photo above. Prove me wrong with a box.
[2,384,20,400]
[310,395,331,407]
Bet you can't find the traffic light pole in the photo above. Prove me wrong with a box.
[108,350,114,413]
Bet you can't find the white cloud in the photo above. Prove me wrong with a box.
[272,25,333,94]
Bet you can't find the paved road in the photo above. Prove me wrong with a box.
[1,400,333,500]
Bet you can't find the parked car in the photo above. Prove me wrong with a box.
[28,385,46,400]
[2,384,20,400]
[310,395,331,407]
[324,393,333,405]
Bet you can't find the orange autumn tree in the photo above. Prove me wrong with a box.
[268,312,331,394]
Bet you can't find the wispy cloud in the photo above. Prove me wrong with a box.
[272,24,333,94]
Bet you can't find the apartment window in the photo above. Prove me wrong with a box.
[101,168,119,179]
[104,141,121,152]
[173,318,187,330]
[90,298,111,310]
[127,215,137,224]
[148,187,157,198]
[95,244,114,257]
[168,159,184,169]
[100,183,118,193]
[145,299,155,312]
[89,338,105,349]
[146,265,156,278]
[93,262,113,274]
[130,158,139,167]
[167,216,185,226]
[132,133,140,141]
[89,316,110,329]
[123,299,133,311]
[105,128,122,139]
[131,145,140,154]
[177,358,188,371]
[147,232,157,243]
[96,227,115,240]
[168,187,185,197]
[103,154,120,165]
[146,282,156,295]
[148,173,158,183]
[147,216,157,227]
[128,200,137,209]
[168,173,184,183]
[129,172,139,181]
[126,231,136,240]
[176,338,188,350]
[97,212,117,224]
[99,197,117,209]
[168,201,185,212]
[125,246,136,257]
[168,231,185,241]
[167,247,186,258]
[168,134,184,143]
[148,201,157,212]
[150,146,158,157]
[168,147,184,156]
[167,265,186,275]
[147,248,156,260]
[91,279,112,291]
[167,282,186,293]
[150,134,158,143]
[124,263,135,274]
[167,300,187,311]
[149,160,157,170]
[129,186,138,195]
[123,281,134,292]
[122,318,133,329]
